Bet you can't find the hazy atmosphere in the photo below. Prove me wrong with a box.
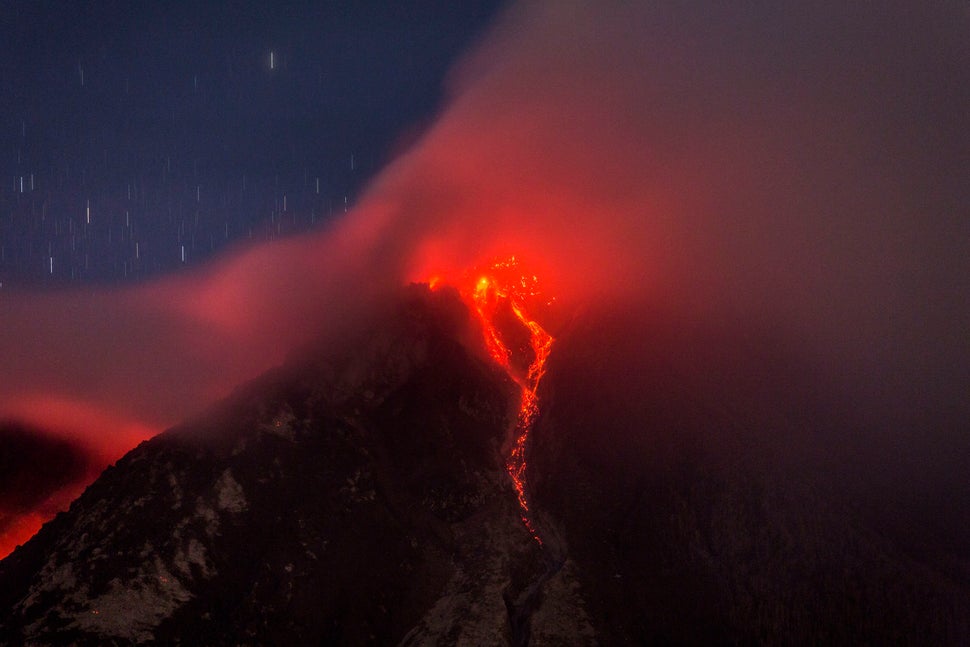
[1,2,967,633]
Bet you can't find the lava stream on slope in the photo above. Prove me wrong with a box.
[432,256,554,544]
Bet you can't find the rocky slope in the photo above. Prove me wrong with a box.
[1,285,968,644]
[0,286,593,645]
[531,311,970,644]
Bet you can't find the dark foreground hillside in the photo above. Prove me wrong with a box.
[1,286,968,645]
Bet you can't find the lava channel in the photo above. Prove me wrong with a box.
[436,257,554,544]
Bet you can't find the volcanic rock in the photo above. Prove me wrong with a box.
[1,285,968,645]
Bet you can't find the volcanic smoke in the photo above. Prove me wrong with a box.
[1,1,968,563]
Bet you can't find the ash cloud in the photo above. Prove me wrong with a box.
[358,0,969,544]
[372,1,969,435]
[0,215,404,559]
[1,2,968,554]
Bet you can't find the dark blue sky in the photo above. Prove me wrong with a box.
[0,1,504,288]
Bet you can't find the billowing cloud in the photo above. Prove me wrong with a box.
[1,1,967,558]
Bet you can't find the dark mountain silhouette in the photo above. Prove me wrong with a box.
[1,285,968,645]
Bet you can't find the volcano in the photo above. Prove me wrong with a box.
[1,283,969,645]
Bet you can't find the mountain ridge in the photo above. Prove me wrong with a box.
[2,284,968,645]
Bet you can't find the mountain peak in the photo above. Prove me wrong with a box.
[0,285,590,644]
[3,285,969,645]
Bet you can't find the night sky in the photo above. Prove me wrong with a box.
[0,1,503,287]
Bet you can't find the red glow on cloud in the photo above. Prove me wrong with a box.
[0,398,156,559]
[1,2,967,559]
[0,513,46,560]
[0,482,91,561]
[0,396,156,464]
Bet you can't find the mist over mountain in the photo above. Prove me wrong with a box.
[1,2,968,643]
[1,1,967,573]
[2,285,967,645]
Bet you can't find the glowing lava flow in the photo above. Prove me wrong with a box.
[457,257,554,544]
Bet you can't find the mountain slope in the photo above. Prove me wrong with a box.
[531,310,970,644]
[0,286,592,645]
[1,286,968,645]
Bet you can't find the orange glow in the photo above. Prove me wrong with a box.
[0,479,91,560]
[0,396,157,465]
[433,256,554,544]
[0,513,46,561]
[0,398,157,560]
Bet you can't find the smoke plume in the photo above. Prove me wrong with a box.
[1,1,967,558]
